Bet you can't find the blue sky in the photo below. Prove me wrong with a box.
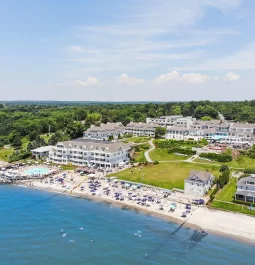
[1,0,255,101]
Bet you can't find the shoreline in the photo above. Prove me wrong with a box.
[16,182,255,245]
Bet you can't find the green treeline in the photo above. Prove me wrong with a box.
[0,100,255,149]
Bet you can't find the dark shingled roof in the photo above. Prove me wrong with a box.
[186,170,214,183]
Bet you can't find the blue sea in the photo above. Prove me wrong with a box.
[0,186,254,265]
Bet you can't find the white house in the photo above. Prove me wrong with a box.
[184,170,215,196]
[31,146,55,159]
[49,139,131,168]
[235,175,255,203]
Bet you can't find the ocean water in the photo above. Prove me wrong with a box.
[0,186,254,265]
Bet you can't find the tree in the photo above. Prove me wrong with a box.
[28,130,38,141]
[219,164,230,173]
[12,135,22,148]
[201,116,212,121]
[155,127,166,138]
[108,135,114,141]
[170,105,182,115]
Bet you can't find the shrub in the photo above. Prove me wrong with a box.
[244,168,255,174]
[199,153,232,162]
[209,186,220,202]
[134,146,140,152]
[168,147,196,156]
[233,200,255,207]
[154,161,159,165]
[140,143,150,150]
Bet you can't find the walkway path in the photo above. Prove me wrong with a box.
[143,141,245,170]
[144,139,155,162]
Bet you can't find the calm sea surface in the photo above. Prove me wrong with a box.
[0,185,254,265]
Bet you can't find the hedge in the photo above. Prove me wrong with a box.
[199,152,232,162]
[233,200,255,207]
[244,168,255,174]
[209,186,220,202]
[168,147,196,156]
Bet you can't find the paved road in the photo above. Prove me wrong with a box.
[144,139,155,162]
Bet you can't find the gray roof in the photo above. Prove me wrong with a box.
[230,123,255,129]
[31,146,55,152]
[56,139,131,153]
[237,175,255,186]
[84,123,124,134]
[186,170,214,183]
[125,122,159,129]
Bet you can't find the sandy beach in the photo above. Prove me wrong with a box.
[19,171,255,244]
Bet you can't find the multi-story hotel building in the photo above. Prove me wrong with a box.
[124,122,160,137]
[49,139,131,168]
[83,122,125,141]
[146,115,196,128]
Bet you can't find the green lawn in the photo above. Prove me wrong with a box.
[195,155,255,169]
[133,150,146,163]
[216,177,237,202]
[0,147,14,162]
[108,162,220,190]
[211,201,255,216]
[40,134,51,144]
[149,148,191,161]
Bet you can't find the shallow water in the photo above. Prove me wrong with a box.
[0,185,254,265]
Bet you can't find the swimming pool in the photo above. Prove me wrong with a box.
[24,167,50,176]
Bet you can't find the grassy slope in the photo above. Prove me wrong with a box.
[149,148,191,161]
[108,162,220,190]
[195,155,255,169]
[211,201,255,216]
[0,147,14,162]
[216,177,237,202]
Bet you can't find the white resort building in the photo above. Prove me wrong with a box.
[146,115,195,128]
[83,122,125,141]
[49,139,131,168]
[124,122,160,137]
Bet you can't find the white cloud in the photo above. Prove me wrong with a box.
[154,71,209,84]
[224,72,240,81]
[182,73,209,84]
[75,77,101,87]
[117,73,145,86]
[153,71,181,84]
[70,45,85,53]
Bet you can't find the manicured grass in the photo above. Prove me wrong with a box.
[108,162,220,190]
[149,148,191,161]
[133,151,146,163]
[61,164,77,171]
[211,201,255,216]
[0,147,14,162]
[226,156,255,168]
[216,178,237,202]
[40,134,51,144]
[195,155,255,169]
